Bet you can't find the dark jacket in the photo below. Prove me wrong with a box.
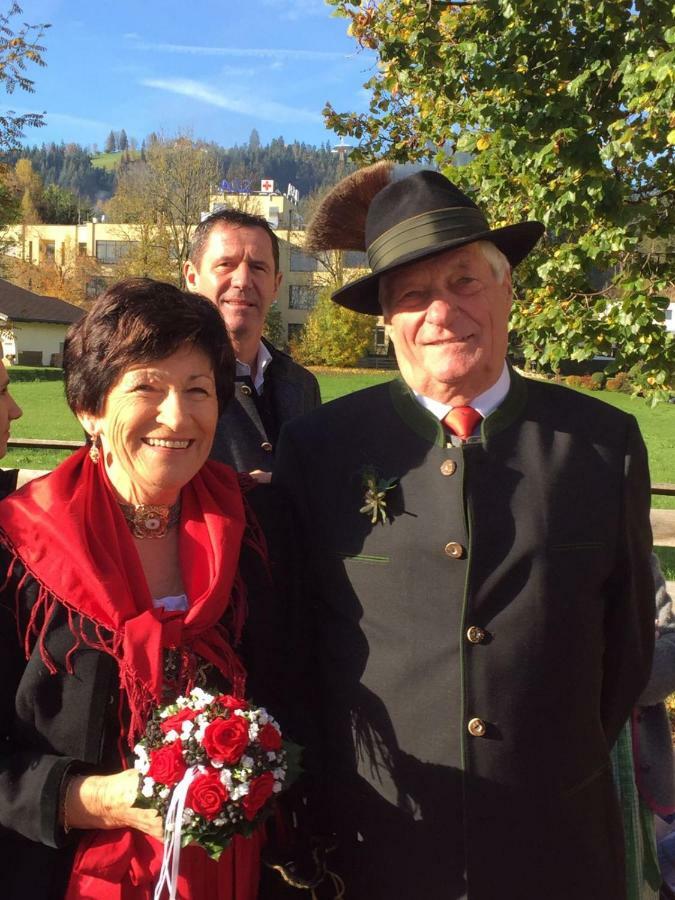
[0,483,303,899]
[210,340,321,473]
[273,371,655,900]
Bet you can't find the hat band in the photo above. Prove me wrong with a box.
[367,207,490,272]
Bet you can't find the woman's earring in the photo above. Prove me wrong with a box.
[89,434,101,465]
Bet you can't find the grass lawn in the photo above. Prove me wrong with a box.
[3,371,673,508]
[91,150,140,171]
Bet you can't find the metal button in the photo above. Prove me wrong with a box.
[440,460,457,476]
[260,441,273,453]
[467,717,487,737]
[466,626,486,644]
[240,384,252,397]
[444,541,464,559]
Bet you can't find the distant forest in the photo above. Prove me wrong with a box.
[3,130,348,211]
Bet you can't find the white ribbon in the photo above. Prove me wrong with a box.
[154,765,199,900]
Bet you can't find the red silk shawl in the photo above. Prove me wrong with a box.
[0,446,249,747]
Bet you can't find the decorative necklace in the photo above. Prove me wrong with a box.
[119,500,181,539]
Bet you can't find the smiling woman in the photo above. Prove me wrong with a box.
[0,279,286,900]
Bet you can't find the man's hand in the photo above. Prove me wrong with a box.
[64,770,164,839]
[249,469,272,484]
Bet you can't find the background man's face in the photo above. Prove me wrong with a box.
[185,224,281,349]
[380,243,513,403]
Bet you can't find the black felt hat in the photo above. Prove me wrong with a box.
[305,164,544,315]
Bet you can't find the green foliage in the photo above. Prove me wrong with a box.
[0,3,49,150]
[263,302,285,348]
[39,183,86,223]
[325,0,675,399]
[292,288,376,367]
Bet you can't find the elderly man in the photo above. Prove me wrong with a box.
[273,166,654,899]
[184,209,320,477]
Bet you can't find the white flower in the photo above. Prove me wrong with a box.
[194,723,208,742]
[181,720,194,734]
[190,688,214,706]
[165,729,179,742]
[257,711,270,726]
[231,783,249,800]
[159,787,170,800]
[273,768,285,781]
[248,723,259,741]
[241,755,254,770]
[273,782,283,793]
[141,777,155,798]
[211,759,224,769]
[220,769,233,789]
[266,752,277,762]
[182,810,194,825]
[214,817,226,827]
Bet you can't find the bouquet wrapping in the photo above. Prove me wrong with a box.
[133,688,298,899]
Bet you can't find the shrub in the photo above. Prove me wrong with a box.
[590,371,606,389]
[606,372,633,393]
[565,375,584,389]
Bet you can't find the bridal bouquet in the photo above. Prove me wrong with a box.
[133,688,298,862]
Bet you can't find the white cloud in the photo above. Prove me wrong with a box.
[12,107,110,130]
[126,36,346,62]
[140,78,321,125]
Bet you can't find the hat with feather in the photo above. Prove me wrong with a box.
[305,163,544,315]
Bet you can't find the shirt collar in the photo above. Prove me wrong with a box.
[412,361,511,421]
[235,341,273,394]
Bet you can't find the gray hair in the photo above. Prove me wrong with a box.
[475,240,511,285]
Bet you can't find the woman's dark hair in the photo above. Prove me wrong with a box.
[64,278,235,415]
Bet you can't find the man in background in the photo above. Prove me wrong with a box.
[184,209,320,478]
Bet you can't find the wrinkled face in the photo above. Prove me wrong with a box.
[184,225,282,351]
[380,243,513,404]
[0,366,22,458]
[79,346,218,505]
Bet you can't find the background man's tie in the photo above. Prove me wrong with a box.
[443,406,482,441]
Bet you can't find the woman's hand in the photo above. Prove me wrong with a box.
[64,769,164,840]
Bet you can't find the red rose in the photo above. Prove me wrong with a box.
[202,715,250,764]
[213,695,249,713]
[258,723,282,752]
[147,741,187,787]
[186,770,229,821]
[242,772,275,821]
[160,707,202,735]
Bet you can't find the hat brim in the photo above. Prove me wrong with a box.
[332,221,545,315]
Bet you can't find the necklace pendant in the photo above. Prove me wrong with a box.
[120,501,181,539]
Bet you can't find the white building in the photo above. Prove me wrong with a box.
[0,279,83,366]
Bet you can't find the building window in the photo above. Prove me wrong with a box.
[41,240,55,261]
[78,242,88,257]
[86,276,109,298]
[288,285,319,310]
[344,250,368,269]
[290,248,319,272]
[95,240,138,264]
[287,323,305,344]
[374,326,387,348]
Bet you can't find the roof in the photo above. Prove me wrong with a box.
[0,278,84,325]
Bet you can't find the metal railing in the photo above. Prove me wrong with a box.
[7,438,674,498]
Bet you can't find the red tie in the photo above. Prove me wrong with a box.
[443,406,482,441]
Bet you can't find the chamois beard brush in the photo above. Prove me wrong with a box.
[305,160,394,253]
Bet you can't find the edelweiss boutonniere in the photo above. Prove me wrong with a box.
[360,468,398,525]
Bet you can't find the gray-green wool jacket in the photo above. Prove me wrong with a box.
[273,369,654,900]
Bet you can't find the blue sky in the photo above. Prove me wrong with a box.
[13,0,376,150]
